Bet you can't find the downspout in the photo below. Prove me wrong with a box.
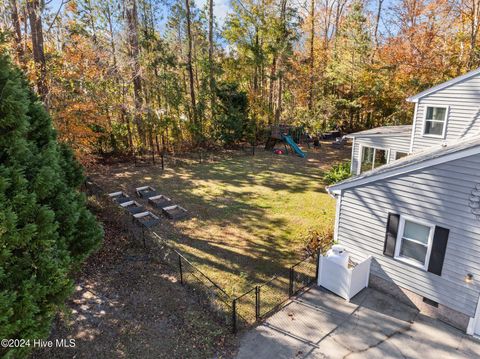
[350,137,355,174]
[409,102,419,153]
[331,190,343,243]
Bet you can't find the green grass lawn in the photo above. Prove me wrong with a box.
[92,145,350,318]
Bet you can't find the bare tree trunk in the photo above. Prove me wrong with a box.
[274,0,288,125]
[208,0,215,123]
[373,0,384,51]
[275,75,283,125]
[268,56,276,123]
[105,2,118,69]
[253,28,259,94]
[85,0,98,43]
[308,0,315,112]
[9,0,24,64]
[26,0,48,102]
[125,0,145,147]
[469,0,480,67]
[333,0,347,53]
[185,0,198,141]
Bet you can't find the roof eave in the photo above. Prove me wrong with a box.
[327,145,480,192]
[325,185,341,197]
[348,133,412,139]
[406,67,480,103]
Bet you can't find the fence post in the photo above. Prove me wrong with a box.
[232,299,237,334]
[178,254,183,285]
[289,267,294,297]
[255,286,260,321]
[315,250,320,283]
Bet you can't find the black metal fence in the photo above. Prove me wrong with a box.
[290,254,318,296]
[85,181,319,335]
[177,252,233,326]
[231,253,318,333]
[232,286,257,332]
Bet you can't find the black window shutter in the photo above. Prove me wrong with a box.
[428,226,450,276]
[384,213,400,257]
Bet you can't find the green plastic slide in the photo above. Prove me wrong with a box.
[283,135,306,158]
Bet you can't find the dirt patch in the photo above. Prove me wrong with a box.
[31,196,235,359]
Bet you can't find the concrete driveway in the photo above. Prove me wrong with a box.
[235,287,480,358]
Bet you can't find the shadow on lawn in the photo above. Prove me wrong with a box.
[33,248,234,359]
[91,146,350,295]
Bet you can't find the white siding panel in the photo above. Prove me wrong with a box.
[412,74,480,151]
[336,154,480,317]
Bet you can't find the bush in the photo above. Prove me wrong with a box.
[323,161,351,185]
[0,50,103,358]
[303,226,334,257]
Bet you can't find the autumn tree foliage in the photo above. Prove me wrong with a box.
[0,48,103,358]
[2,0,480,151]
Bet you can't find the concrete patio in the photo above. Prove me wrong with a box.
[235,286,480,358]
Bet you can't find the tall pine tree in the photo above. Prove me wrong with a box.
[0,47,103,358]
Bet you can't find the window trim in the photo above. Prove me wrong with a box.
[422,105,449,139]
[394,215,435,270]
[357,145,390,174]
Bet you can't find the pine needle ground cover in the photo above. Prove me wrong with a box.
[92,146,350,299]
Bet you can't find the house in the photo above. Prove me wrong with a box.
[347,125,412,175]
[349,67,480,175]
[327,69,480,335]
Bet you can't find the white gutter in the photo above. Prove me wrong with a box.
[409,102,419,153]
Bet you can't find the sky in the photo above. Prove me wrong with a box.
[46,0,396,39]
[48,0,233,28]
[197,0,231,26]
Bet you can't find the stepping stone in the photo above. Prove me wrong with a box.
[135,186,159,199]
[133,211,160,228]
[108,191,131,204]
[148,194,173,209]
[162,205,188,220]
[119,200,145,215]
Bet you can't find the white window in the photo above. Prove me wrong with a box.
[423,106,448,138]
[395,216,435,270]
[359,146,389,173]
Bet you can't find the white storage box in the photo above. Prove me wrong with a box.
[317,252,372,301]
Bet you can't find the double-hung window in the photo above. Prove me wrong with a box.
[360,146,388,173]
[394,217,434,270]
[423,106,448,138]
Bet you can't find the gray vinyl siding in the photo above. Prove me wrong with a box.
[337,154,480,317]
[351,136,411,175]
[412,75,480,152]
